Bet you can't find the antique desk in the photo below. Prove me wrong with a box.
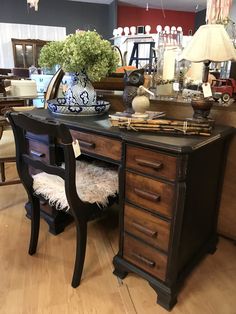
[23,108,234,310]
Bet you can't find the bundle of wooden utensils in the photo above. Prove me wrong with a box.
[109,114,213,136]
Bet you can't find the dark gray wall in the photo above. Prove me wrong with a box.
[0,0,114,39]
[108,0,117,38]
[194,9,206,32]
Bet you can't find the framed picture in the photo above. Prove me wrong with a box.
[137,26,145,34]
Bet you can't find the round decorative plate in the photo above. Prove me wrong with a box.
[47,99,110,116]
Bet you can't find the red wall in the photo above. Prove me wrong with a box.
[117,5,195,35]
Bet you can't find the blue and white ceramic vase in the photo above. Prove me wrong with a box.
[64,71,96,106]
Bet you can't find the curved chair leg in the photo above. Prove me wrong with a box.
[71,219,87,288]
[28,195,40,255]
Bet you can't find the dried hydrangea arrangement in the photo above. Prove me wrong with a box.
[38,30,119,82]
[38,40,64,69]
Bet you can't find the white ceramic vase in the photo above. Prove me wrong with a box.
[64,72,96,107]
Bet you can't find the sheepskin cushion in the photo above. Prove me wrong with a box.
[33,160,118,211]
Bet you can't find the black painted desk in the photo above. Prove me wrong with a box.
[23,108,234,310]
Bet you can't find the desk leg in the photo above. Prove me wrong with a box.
[113,255,128,279]
[113,254,178,311]
[25,201,73,235]
[149,282,177,311]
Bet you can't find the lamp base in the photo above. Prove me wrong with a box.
[191,99,214,121]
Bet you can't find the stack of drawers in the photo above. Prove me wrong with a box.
[113,135,231,310]
[123,144,178,282]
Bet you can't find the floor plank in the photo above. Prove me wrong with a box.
[0,165,236,314]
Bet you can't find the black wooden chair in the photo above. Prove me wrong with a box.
[0,117,21,186]
[7,112,118,287]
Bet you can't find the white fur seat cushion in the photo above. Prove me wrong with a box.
[33,160,118,211]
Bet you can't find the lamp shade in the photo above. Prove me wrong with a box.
[180,24,236,63]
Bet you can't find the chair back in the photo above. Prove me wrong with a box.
[44,67,65,108]
[7,112,86,217]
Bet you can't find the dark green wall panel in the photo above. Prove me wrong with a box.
[0,0,116,39]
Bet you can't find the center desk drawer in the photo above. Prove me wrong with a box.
[126,145,177,181]
[126,172,175,218]
[124,204,170,252]
[70,130,122,161]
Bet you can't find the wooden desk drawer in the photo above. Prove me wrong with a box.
[27,140,50,162]
[70,130,122,161]
[124,204,170,252]
[27,139,50,175]
[126,172,175,218]
[126,145,177,181]
[124,234,167,281]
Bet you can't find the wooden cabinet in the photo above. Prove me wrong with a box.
[11,38,48,68]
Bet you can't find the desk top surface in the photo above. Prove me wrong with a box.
[26,108,235,154]
[0,95,43,101]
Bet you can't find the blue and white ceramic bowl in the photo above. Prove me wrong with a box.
[47,99,110,116]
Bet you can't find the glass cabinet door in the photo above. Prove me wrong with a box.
[25,44,34,67]
[15,44,24,67]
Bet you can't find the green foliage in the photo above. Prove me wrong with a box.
[38,31,119,82]
[38,41,64,69]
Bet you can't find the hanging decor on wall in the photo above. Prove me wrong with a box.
[27,0,39,11]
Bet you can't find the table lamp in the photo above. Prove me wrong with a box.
[180,24,236,120]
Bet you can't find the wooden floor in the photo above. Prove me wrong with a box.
[1,164,236,314]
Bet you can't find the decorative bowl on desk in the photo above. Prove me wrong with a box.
[47,98,110,116]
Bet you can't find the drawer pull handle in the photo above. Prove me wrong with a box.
[79,140,96,149]
[135,158,163,170]
[132,252,156,268]
[134,188,161,202]
[30,150,45,158]
[132,221,158,238]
